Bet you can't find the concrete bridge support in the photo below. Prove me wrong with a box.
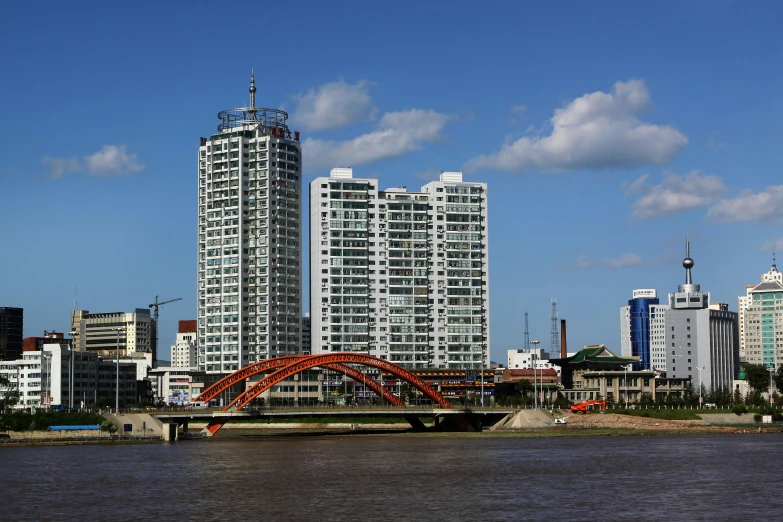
[161,422,178,441]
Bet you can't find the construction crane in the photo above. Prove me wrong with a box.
[149,295,182,364]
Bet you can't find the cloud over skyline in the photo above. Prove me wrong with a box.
[291,80,374,132]
[42,145,144,179]
[760,237,783,252]
[465,79,688,173]
[562,252,644,270]
[624,170,726,219]
[707,185,783,223]
[302,109,448,170]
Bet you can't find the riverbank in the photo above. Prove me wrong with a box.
[4,411,781,446]
[0,432,162,447]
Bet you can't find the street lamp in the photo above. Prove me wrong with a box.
[624,364,632,409]
[114,327,126,412]
[68,331,79,408]
[529,340,541,409]
[480,342,487,408]
[697,366,705,407]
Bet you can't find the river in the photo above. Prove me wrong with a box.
[2,433,782,520]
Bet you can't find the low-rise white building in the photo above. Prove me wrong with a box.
[507,348,561,376]
[0,343,142,409]
[148,366,205,405]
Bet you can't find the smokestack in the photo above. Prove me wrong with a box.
[560,319,567,359]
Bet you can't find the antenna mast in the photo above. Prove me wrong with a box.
[550,297,560,359]
[523,310,530,350]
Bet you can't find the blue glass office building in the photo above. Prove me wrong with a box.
[626,291,659,371]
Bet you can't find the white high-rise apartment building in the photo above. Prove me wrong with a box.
[310,168,489,369]
[198,73,302,375]
[649,303,669,371]
[739,256,783,369]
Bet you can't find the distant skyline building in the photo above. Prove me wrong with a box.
[197,72,303,376]
[309,168,489,369]
[301,313,311,355]
[171,320,197,368]
[738,255,783,370]
[71,309,154,358]
[619,289,668,370]
[23,331,66,352]
[665,238,738,392]
[0,307,23,361]
[506,348,560,376]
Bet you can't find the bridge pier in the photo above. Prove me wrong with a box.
[404,415,427,431]
[204,417,229,437]
[435,412,484,432]
[162,422,179,441]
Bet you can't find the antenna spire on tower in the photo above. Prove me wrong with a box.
[683,225,694,285]
[773,249,777,271]
[249,69,257,111]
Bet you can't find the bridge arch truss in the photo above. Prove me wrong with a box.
[194,354,452,412]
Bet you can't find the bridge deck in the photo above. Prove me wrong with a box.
[155,408,516,421]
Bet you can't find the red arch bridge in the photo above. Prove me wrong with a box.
[179,354,507,435]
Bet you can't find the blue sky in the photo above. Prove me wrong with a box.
[2,1,782,362]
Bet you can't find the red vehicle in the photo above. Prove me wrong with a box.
[570,400,606,413]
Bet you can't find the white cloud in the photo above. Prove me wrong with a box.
[302,109,448,170]
[413,168,441,181]
[509,104,527,125]
[465,79,688,173]
[707,185,783,223]
[624,170,726,219]
[41,156,82,179]
[42,145,144,179]
[761,237,783,252]
[84,145,144,177]
[292,80,373,132]
[566,252,643,269]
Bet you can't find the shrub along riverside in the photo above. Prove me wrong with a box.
[0,412,105,432]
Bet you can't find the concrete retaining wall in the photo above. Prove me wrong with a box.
[2,429,105,441]
[102,413,165,437]
[698,413,759,425]
[496,410,558,429]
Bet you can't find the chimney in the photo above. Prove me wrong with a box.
[560,319,567,359]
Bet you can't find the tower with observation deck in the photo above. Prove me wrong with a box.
[197,72,303,379]
[663,235,738,392]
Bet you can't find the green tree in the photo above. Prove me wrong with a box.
[732,387,743,405]
[100,420,118,434]
[94,396,112,409]
[514,379,533,397]
[731,403,748,416]
[3,388,21,410]
[745,364,772,395]
[775,365,783,394]
[0,374,21,411]
[683,382,696,406]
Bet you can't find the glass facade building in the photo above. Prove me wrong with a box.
[628,296,659,371]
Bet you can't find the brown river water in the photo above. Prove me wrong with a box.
[2,432,782,520]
